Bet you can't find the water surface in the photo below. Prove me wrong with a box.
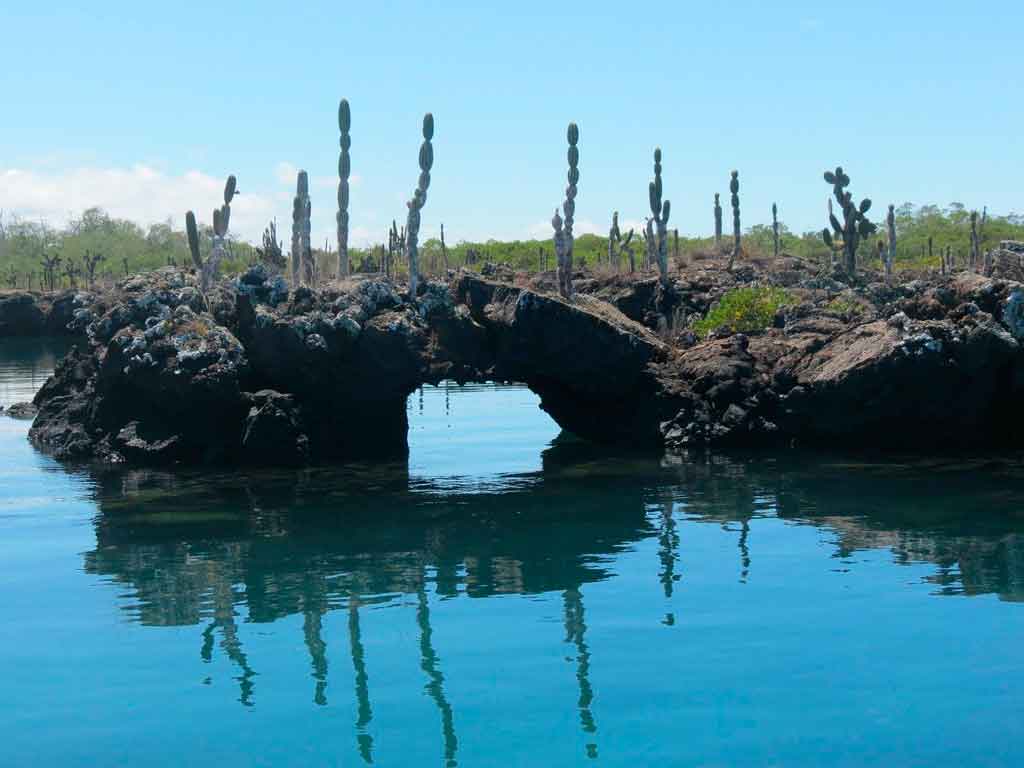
[1,338,1023,767]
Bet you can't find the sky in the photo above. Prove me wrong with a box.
[1,1,1021,248]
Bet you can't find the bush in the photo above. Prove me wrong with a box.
[826,296,866,317]
[693,286,796,338]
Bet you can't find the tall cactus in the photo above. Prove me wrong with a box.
[608,211,620,268]
[771,203,780,258]
[648,148,671,284]
[291,191,302,285]
[727,171,741,270]
[440,223,449,272]
[553,122,579,298]
[186,211,202,272]
[607,211,633,272]
[186,174,237,292]
[337,99,351,279]
[714,193,723,248]
[291,171,312,285]
[643,218,655,271]
[886,204,897,281]
[405,113,433,298]
[821,166,877,275]
[970,211,980,272]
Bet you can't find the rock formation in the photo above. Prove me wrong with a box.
[18,256,1024,466]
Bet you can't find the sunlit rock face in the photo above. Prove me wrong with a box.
[24,262,1024,465]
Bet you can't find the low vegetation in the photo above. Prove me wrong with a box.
[692,286,797,338]
[1,203,1022,292]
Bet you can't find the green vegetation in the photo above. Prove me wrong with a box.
[692,286,797,338]
[1,203,1022,291]
[0,207,257,290]
[825,295,866,317]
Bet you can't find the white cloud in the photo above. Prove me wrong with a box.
[0,162,376,247]
[0,164,276,243]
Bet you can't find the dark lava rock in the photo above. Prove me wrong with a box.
[4,401,39,420]
[25,262,1024,466]
[44,292,89,335]
[0,294,45,336]
[30,275,249,463]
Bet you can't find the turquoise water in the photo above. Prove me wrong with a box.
[2,339,1024,767]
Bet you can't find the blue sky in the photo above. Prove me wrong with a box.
[1,1,1021,246]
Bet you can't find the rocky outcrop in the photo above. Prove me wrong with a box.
[29,266,668,464]
[3,402,39,420]
[24,260,1024,466]
[0,290,103,337]
[30,271,248,463]
[451,275,672,444]
[0,293,45,336]
[660,273,1024,450]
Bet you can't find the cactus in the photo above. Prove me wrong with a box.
[291,193,302,285]
[185,175,236,292]
[621,229,636,273]
[387,220,398,279]
[63,257,81,290]
[821,166,877,276]
[186,211,201,270]
[440,222,448,274]
[771,203,780,258]
[208,175,237,290]
[405,113,433,298]
[255,220,286,270]
[337,99,351,279]
[648,148,671,284]
[608,211,620,268]
[292,171,314,286]
[552,122,579,298]
[607,211,634,272]
[885,204,896,281]
[714,193,723,248]
[83,249,106,289]
[643,218,655,270]
[727,171,741,270]
[970,211,980,272]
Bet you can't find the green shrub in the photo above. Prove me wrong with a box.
[693,286,796,338]
[826,296,866,317]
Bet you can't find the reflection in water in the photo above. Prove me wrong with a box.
[417,585,458,767]
[348,599,374,764]
[0,337,72,407]
[656,501,680,626]
[77,447,1024,693]
[563,586,598,760]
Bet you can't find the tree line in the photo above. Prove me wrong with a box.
[1,203,1022,291]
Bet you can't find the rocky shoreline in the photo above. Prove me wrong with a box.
[10,255,1024,465]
